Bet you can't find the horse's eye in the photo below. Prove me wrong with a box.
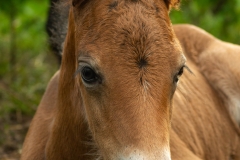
[174,67,184,83]
[81,66,98,84]
[178,67,184,76]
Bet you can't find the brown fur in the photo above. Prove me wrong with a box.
[172,24,240,160]
[21,1,240,160]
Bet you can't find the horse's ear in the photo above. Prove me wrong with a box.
[163,0,180,10]
[58,8,76,92]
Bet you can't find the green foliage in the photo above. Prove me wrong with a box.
[0,0,26,15]
[0,0,58,119]
[170,0,240,44]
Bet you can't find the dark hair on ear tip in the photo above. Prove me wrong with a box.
[72,0,89,8]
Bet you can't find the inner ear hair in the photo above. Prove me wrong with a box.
[163,0,180,9]
[72,0,88,7]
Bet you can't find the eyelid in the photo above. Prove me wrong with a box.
[74,62,96,77]
[78,53,99,69]
[78,62,92,68]
[75,60,104,85]
[75,64,103,88]
[75,53,100,77]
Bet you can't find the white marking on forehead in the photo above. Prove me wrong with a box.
[143,80,150,92]
[118,153,146,160]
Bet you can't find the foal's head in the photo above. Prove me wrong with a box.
[64,0,185,159]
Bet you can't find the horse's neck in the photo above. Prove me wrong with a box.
[172,64,240,159]
[174,24,240,128]
[173,24,215,64]
[173,24,240,158]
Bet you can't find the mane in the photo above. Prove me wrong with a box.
[67,0,181,9]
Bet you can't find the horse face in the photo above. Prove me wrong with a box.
[71,0,185,159]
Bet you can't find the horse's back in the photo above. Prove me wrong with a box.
[20,71,59,160]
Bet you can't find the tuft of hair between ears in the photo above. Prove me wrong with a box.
[72,0,88,7]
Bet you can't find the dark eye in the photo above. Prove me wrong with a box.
[81,66,98,84]
[174,67,184,83]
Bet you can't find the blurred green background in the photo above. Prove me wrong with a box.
[171,0,240,43]
[0,0,58,159]
[0,0,58,120]
[0,0,239,159]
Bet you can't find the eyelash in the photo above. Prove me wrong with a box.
[174,65,192,83]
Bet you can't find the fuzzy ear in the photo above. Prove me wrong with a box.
[163,0,180,9]
[59,8,76,89]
